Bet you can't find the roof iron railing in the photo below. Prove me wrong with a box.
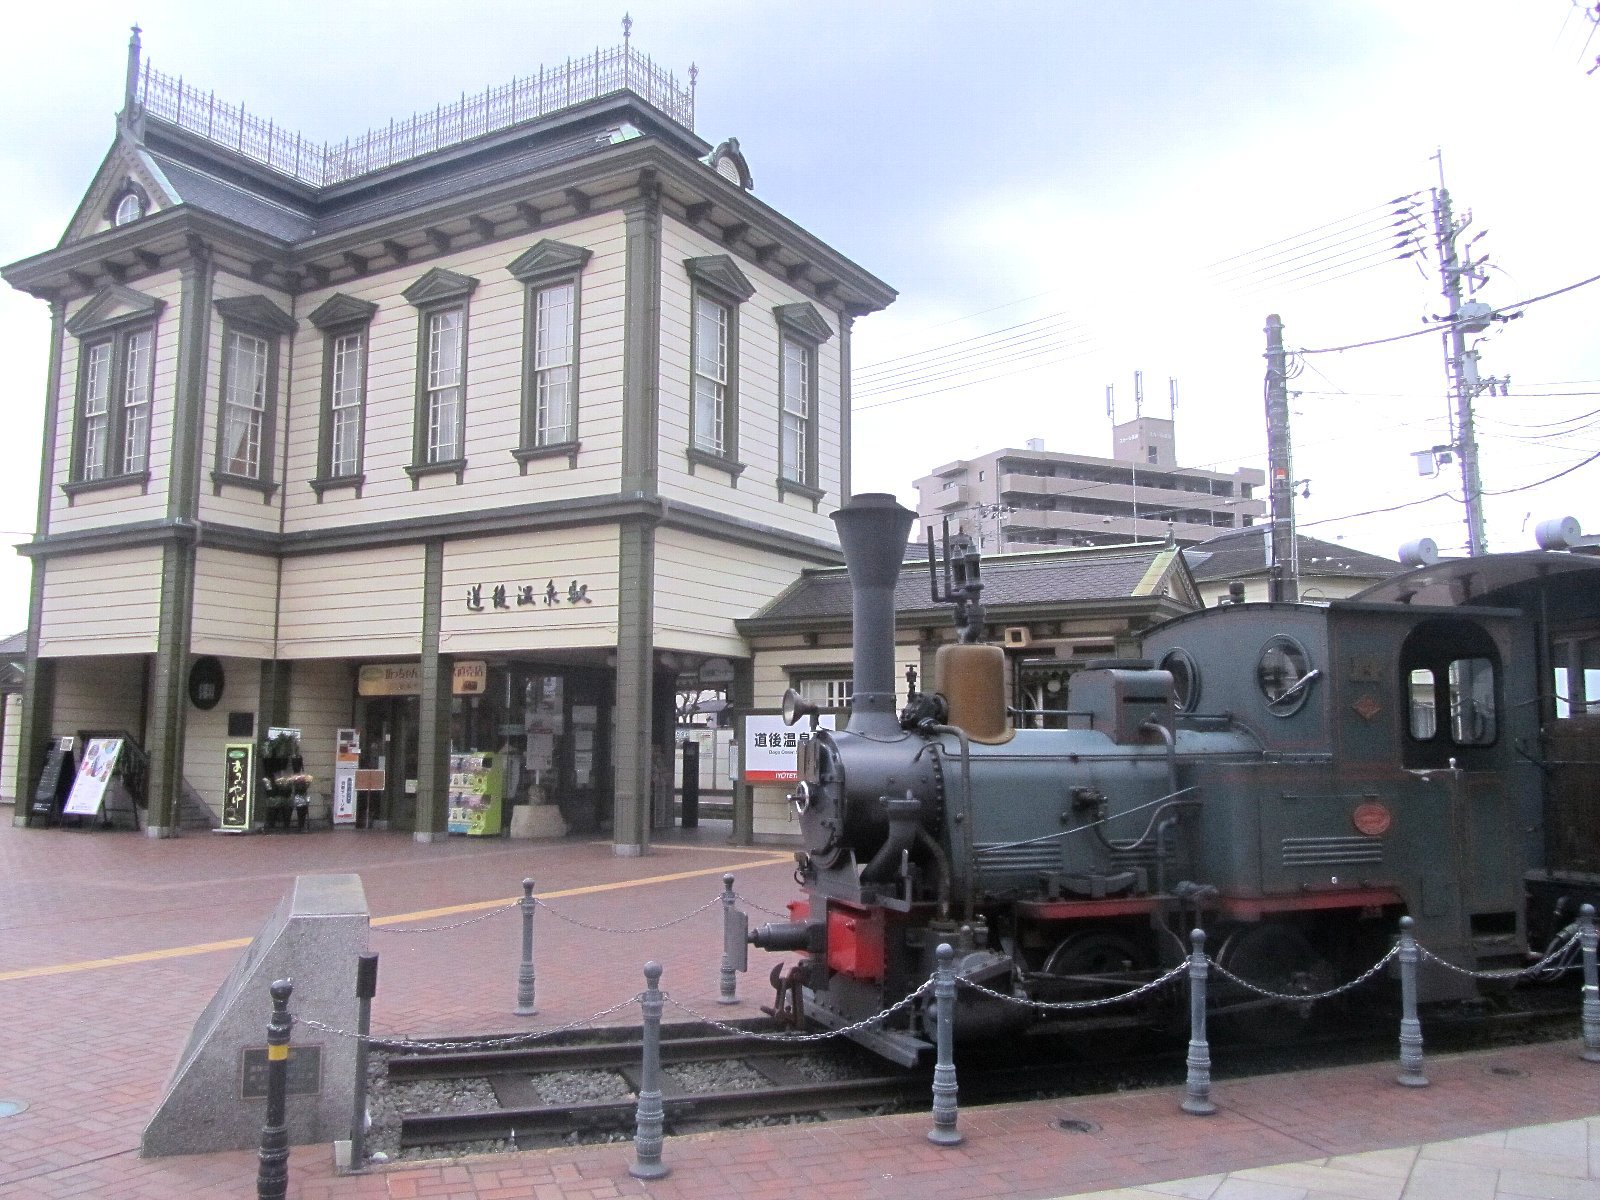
[133,41,695,188]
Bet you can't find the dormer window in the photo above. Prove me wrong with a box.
[113,192,144,226]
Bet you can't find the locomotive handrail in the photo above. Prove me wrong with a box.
[975,786,1199,856]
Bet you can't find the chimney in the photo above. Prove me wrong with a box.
[831,493,915,736]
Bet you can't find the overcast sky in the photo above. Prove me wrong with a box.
[3,2,1598,631]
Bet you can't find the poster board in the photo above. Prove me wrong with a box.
[62,737,125,816]
[220,742,255,832]
[331,728,359,826]
[738,712,837,784]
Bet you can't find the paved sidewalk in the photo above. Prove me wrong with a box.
[0,810,1595,1200]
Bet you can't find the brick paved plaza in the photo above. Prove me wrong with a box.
[1,814,1596,1200]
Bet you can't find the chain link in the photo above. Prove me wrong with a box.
[300,993,644,1052]
[532,893,723,933]
[1206,943,1400,1003]
[371,901,519,935]
[958,960,1190,1012]
[1416,926,1582,981]
[733,891,794,920]
[664,978,933,1043]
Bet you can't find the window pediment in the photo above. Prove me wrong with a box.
[403,267,479,308]
[684,255,755,303]
[214,294,297,335]
[507,239,592,285]
[307,293,378,330]
[65,284,166,338]
[774,302,833,345]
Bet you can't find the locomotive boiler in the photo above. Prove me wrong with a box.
[744,493,1543,1064]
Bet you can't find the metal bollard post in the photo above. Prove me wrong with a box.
[514,878,537,1016]
[1579,904,1600,1063]
[630,961,670,1180]
[927,943,963,1146]
[718,874,739,1005]
[1182,928,1217,1115]
[349,953,379,1169]
[1396,916,1429,1087]
[256,979,294,1200]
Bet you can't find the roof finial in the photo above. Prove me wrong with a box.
[622,12,632,49]
[124,24,143,115]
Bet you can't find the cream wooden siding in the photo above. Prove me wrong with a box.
[653,528,806,657]
[48,273,185,535]
[191,548,279,659]
[181,656,261,816]
[286,658,356,819]
[1,692,20,803]
[276,545,425,659]
[657,219,843,542]
[51,655,147,739]
[38,547,164,656]
[438,527,619,654]
[197,274,298,531]
[748,640,920,843]
[751,641,920,709]
[281,213,628,534]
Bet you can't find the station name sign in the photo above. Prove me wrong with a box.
[357,661,487,697]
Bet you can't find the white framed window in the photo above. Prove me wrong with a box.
[780,335,813,486]
[80,341,112,481]
[220,330,269,478]
[693,293,729,456]
[533,282,575,445]
[795,675,853,709]
[328,331,364,477]
[113,191,144,226]
[425,307,464,463]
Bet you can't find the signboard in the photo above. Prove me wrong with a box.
[332,728,359,826]
[63,737,125,816]
[238,1045,322,1099]
[740,714,836,784]
[356,661,487,697]
[220,742,255,832]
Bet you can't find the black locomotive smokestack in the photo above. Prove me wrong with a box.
[832,493,915,736]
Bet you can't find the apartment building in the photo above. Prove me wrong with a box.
[915,417,1266,551]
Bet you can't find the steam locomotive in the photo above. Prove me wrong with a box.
[740,493,1600,1065]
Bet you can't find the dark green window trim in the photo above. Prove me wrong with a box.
[509,240,590,473]
[402,268,478,488]
[774,302,833,508]
[64,285,165,492]
[308,293,377,501]
[211,295,295,503]
[684,256,754,484]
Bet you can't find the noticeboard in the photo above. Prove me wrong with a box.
[738,711,837,784]
[62,737,124,816]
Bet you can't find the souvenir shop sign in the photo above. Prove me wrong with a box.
[357,661,487,697]
[464,578,593,612]
[220,742,255,831]
[741,714,837,785]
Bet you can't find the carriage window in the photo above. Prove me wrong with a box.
[1448,658,1496,745]
[1408,669,1437,740]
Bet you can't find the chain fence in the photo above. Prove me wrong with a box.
[371,902,519,935]
[532,893,724,934]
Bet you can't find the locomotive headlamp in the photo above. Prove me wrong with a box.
[782,687,820,728]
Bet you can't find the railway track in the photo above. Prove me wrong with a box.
[375,995,1584,1157]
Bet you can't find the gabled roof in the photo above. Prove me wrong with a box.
[742,542,1199,631]
[1183,525,1399,583]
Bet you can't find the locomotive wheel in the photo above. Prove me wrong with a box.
[1041,932,1145,983]
[1215,923,1336,1045]
[1039,932,1153,1058]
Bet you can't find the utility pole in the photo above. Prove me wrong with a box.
[1431,169,1499,557]
[1263,314,1298,602]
